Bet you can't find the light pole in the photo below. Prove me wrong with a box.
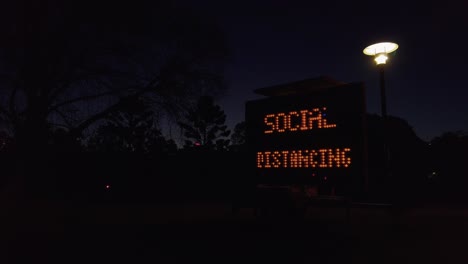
[363,42,398,198]
[363,42,398,119]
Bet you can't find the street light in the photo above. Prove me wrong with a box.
[363,42,398,118]
[363,41,398,198]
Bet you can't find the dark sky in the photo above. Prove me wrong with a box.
[179,0,468,141]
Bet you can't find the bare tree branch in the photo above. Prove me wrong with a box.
[52,108,75,129]
[69,100,124,136]
[68,83,158,136]
[48,86,126,114]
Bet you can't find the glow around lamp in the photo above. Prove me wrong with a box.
[363,42,398,65]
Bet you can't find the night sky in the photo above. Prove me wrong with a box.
[179,0,468,141]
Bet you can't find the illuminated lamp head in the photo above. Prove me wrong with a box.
[374,53,388,65]
[363,42,398,65]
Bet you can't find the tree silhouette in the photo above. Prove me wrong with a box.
[178,96,231,150]
[231,121,246,146]
[0,1,229,197]
[366,114,430,202]
[86,97,176,155]
[0,1,229,154]
[429,130,468,200]
[230,121,246,152]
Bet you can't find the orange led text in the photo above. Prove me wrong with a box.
[257,148,351,169]
[264,107,336,134]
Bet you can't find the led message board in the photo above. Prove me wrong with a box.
[245,83,367,196]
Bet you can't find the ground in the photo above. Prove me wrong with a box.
[2,201,468,263]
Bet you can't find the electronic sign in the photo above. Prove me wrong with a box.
[245,83,367,196]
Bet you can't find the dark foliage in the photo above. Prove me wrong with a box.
[230,121,246,148]
[365,114,431,203]
[0,1,229,198]
[428,131,468,201]
[0,0,229,152]
[178,96,231,150]
[86,97,176,155]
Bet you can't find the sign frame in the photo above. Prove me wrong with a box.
[245,82,368,197]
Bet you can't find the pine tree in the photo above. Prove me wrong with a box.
[178,96,230,150]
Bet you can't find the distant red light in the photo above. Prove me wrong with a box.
[105,184,110,189]
[195,142,201,146]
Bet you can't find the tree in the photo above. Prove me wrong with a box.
[178,96,231,150]
[230,121,246,151]
[366,114,430,202]
[429,130,468,200]
[86,97,176,155]
[0,1,229,153]
[231,121,246,145]
[0,1,229,197]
